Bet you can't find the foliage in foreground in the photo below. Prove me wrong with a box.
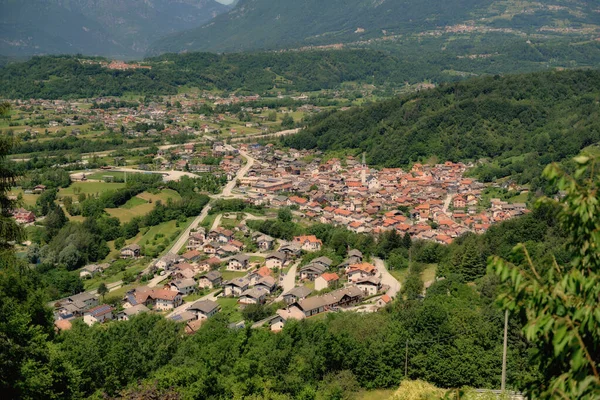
[490,155,600,399]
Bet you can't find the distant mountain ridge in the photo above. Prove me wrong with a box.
[148,0,600,54]
[0,0,231,58]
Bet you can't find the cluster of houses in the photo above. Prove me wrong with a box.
[235,145,530,245]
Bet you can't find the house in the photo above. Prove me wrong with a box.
[255,276,277,293]
[156,253,179,270]
[120,244,141,259]
[265,252,286,269]
[125,288,183,311]
[347,249,363,264]
[292,286,363,317]
[299,263,327,281]
[13,208,36,224]
[223,278,250,297]
[227,254,250,271]
[55,292,100,319]
[239,287,269,305]
[315,272,339,291]
[188,300,221,319]
[347,263,378,282]
[197,271,222,289]
[79,264,107,279]
[181,250,202,263]
[33,184,47,193]
[187,232,206,250]
[256,235,275,251]
[356,276,381,296]
[312,256,333,269]
[117,304,149,321]
[293,235,322,252]
[83,304,114,326]
[198,256,222,271]
[376,294,392,308]
[283,286,313,305]
[169,278,197,295]
[278,244,302,258]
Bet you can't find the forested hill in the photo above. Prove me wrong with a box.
[0,51,418,99]
[283,69,600,184]
[148,0,599,54]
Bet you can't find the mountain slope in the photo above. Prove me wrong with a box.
[148,0,600,54]
[282,69,600,184]
[0,0,230,58]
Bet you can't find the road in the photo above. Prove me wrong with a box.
[373,257,401,298]
[211,214,223,231]
[229,128,300,143]
[275,261,298,301]
[148,271,172,288]
[221,150,255,197]
[442,193,453,214]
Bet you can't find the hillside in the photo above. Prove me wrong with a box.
[148,0,600,54]
[283,69,600,185]
[0,0,230,58]
[0,51,419,99]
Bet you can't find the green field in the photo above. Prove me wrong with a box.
[106,190,181,222]
[8,188,39,207]
[355,389,394,400]
[216,297,243,323]
[59,181,125,197]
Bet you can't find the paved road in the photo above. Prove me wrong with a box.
[211,214,223,231]
[373,257,401,298]
[148,271,172,288]
[442,193,453,214]
[275,261,298,301]
[221,150,255,197]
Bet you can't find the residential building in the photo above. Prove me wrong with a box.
[83,304,114,326]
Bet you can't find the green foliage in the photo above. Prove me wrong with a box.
[284,69,600,184]
[0,134,23,247]
[490,156,600,398]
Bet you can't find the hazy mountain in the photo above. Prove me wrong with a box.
[148,0,600,54]
[0,0,231,58]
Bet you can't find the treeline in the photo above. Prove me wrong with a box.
[1,51,414,99]
[10,135,157,156]
[284,69,600,185]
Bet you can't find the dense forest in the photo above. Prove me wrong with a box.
[283,69,600,185]
[0,51,414,99]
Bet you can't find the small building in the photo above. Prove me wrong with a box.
[197,270,223,289]
[299,263,327,281]
[169,278,197,295]
[187,300,221,319]
[83,304,114,326]
[117,304,150,321]
[239,287,268,305]
[256,235,275,251]
[315,272,339,291]
[356,276,381,296]
[223,278,250,297]
[292,235,322,252]
[265,252,286,269]
[227,254,250,271]
[282,286,313,305]
[120,244,141,259]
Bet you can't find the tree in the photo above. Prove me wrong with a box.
[281,114,294,129]
[490,155,600,399]
[402,232,412,249]
[0,134,24,248]
[98,282,108,300]
[278,207,293,223]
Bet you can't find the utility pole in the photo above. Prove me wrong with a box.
[501,309,509,392]
[404,339,409,377]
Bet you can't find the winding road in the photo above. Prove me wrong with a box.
[373,257,401,298]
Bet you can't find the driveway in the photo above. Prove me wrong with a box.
[275,261,298,301]
[373,257,401,298]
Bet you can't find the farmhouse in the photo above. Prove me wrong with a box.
[120,244,141,259]
[83,304,114,326]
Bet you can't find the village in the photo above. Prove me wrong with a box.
[44,136,530,335]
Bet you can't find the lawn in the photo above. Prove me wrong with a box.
[85,171,127,181]
[106,190,181,222]
[217,297,243,323]
[8,188,39,207]
[59,181,125,197]
[421,264,437,284]
[220,270,248,281]
[122,196,147,209]
[83,262,147,291]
